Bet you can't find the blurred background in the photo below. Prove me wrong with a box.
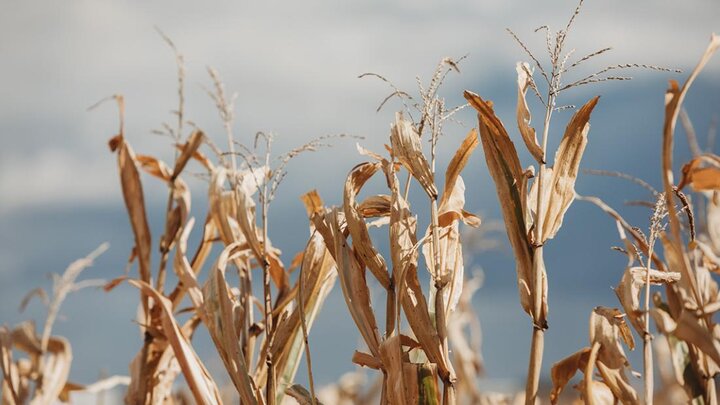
[1,0,718,401]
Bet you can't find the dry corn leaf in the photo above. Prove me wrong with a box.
[678,156,720,191]
[344,162,391,289]
[438,127,481,228]
[136,154,172,181]
[29,337,71,405]
[210,167,249,245]
[388,168,452,381]
[356,142,388,163]
[147,338,182,404]
[234,183,264,268]
[423,179,466,314]
[390,112,437,199]
[172,130,205,180]
[273,229,336,396]
[594,361,639,405]
[429,172,477,316]
[651,307,720,367]
[441,128,479,213]
[401,264,453,383]
[109,135,152,299]
[553,309,638,405]
[300,189,324,217]
[515,62,544,163]
[464,91,544,326]
[628,267,681,286]
[616,261,680,335]
[1,326,22,405]
[529,96,599,244]
[378,335,407,405]
[129,280,223,405]
[286,384,324,405]
[172,218,204,308]
[589,308,639,404]
[200,243,258,405]
[9,322,42,356]
[320,209,382,357]
[550,347,590,404]
[583,380,615,405]
[590,307,635,361]
[162,178,191,255]
[170,217,217,310]
[352,350,382,370]
[358,195,392,218]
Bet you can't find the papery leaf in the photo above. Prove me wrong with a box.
[550,348,590,404]
[317,209,382,357]
[515,62,544,163]
[172,130,205,180]
[285,384,324,405]
[440,140,482,226]
[30,337,72,405]
[379,336,407,405]
[358,195,392,218]
[529,96,599,243]
[272,230,336,399]
[343,162,391,289]
[651,307,720,367]
[388,168,453,382]
[465,91,544,326]
[110,136,152,301]
[390,112,437,199]
[300,189,324,217]
[128,280,223,405]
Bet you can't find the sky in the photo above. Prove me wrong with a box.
[1,0,719,402]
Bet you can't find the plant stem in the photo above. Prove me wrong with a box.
[525,290,545,405]
[525,90,555,405]
[428,118,454,404]
[643,229,657,404]
[261,156,276,405]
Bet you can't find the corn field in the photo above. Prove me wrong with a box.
[2,2,720,404]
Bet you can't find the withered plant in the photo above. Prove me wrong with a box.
[463,1,679,402]
[552,33,720,404]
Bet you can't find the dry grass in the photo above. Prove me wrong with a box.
[1,5,719,405]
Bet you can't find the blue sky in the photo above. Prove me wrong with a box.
[1,0,719,400]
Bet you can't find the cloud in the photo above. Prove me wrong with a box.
[0,0,718,213]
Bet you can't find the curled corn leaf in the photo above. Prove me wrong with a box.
[464,91,546,327]
[390,112,437,199]
[129,280,223,405]
[388,167,453,383]
[109,134,152,304]
[528,96,599,244]
[516,62,544,163]
[343,162,391,289]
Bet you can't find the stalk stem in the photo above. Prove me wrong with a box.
[525,90,554,405]
[643,238,656,404]
[261,154,276,405]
